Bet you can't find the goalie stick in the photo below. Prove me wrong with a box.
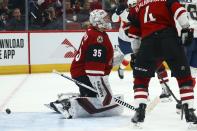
[52,70,160,113]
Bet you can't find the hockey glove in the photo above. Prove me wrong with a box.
[115,4,127,15]
[181,28,194,46]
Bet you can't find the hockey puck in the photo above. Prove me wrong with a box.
[5,108,11,114]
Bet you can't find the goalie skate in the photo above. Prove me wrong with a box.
[54,100,72,119]
[44,101,60,113]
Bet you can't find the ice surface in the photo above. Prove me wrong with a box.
[0,71,196,131]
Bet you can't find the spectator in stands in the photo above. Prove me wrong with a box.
[0,13,7,30]
[104,0,117,13]
[41,6,62,30]
[0,0,9,30]
[0,0,9,15]
[9,0,25,13]
[70,0,80,22]
[70,0,85,9]
[6,8,25,30]
[79,0,85,8]
[90,0,102,11]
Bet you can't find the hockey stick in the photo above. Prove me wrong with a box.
[52,70,137,111]
[156,70,181,104]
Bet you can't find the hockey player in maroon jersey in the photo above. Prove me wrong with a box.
[127,0,197,127]
[112,0,172,102]
[45,9,123,118]
[126,23,173,102]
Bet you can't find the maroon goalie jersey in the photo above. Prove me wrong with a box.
[129,0,187,38]
[70,26,113,78]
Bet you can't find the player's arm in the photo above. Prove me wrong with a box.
[167,0,189,28]
[127,6,140,28]
[167,0,194,45]
[112,3,129,22]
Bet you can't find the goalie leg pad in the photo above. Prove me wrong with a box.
[67,94,124,118]
[88,75,114,106]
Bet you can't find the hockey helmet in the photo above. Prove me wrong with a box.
[89,9,112,30]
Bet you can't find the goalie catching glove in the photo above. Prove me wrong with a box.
[181,28,194,46]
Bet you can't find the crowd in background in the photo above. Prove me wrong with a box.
[0,0,25,30]
[0,0,126,31]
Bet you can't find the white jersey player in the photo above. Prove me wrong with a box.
[111,0,140,79]
[174,0,197,114]
[177,0,197,77]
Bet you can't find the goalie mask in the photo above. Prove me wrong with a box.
[89,9,112,30]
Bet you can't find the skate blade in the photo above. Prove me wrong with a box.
[176,109,181,115]
[132,122,143,129]
[56,105,72,119]
[188,123,197,130]
[44,104,54,111]
[160,97,173,103]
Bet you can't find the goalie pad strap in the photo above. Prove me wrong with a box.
[76,98,119,114]
[101,77,112,106]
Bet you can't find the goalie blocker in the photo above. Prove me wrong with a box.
[46,93,124,119]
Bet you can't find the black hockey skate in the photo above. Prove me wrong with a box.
[57,98,72,119]
[131,103,147,124]
[118,67,124,79]
[182,103,197,128]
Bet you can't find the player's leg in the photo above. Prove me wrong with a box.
[156,61,172,102]
[163,34,197,125]
[188,38,197,77]
[74,76,97,97]
[131,37,157,125]
[118,37,132,79]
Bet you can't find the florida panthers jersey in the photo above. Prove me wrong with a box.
[179,0,197,37]
[70,26,113,78]
[129,0,187,38]
[111,9,131,42]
